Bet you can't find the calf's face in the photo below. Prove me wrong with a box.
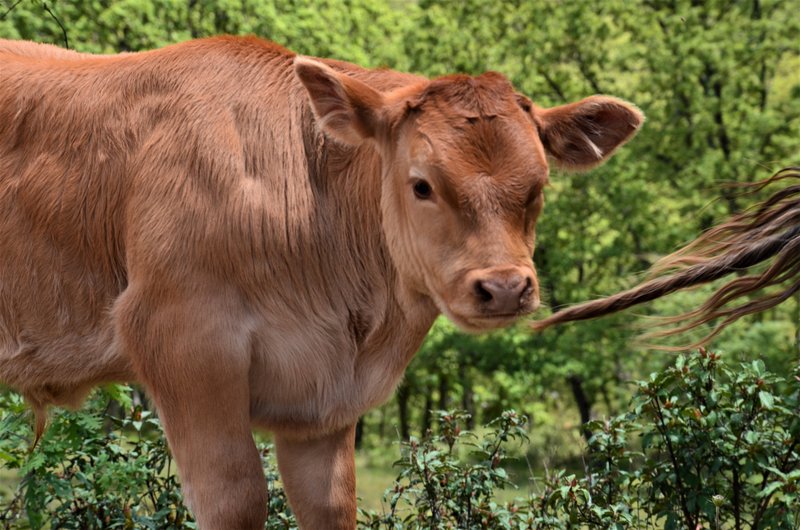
[295,58,643,332]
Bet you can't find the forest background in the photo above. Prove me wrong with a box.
[1,0,799,528]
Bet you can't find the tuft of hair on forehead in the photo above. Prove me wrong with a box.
[410,71,518,118]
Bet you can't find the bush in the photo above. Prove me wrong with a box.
[0,388,293,530]
[616,349,800,529]
[359,410,528,529]
[1,349,798,529]
[363,350,799,529]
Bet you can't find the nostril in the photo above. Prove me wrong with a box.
[474,280,493,303]
[524,276,533,293]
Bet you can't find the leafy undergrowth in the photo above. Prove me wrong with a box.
[1,349,798,529]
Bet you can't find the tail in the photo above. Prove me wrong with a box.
[530,167,800,346]
[31,401,47,450]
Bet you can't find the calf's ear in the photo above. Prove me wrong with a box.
[535,96,644,170]
[294,56,385,145]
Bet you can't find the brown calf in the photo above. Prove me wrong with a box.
[0,36,642,529]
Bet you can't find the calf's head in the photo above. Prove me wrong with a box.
[295,58,643,332]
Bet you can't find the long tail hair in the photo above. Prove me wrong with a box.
[530,167,800,347]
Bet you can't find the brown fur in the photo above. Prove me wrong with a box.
[0,36,642,528]
[531,167,800,349]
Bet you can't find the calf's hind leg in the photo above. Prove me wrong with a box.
[117,287,267,529]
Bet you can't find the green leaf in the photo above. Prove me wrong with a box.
[758,481,784,498]
[758,391,775,410]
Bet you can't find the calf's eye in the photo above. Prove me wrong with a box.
[412,179,433,200]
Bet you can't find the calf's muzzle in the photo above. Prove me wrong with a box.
[469,267,537,315]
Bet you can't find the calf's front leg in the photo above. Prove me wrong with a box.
[118,287,268,529]
[275,424,357,529]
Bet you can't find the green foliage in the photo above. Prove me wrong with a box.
[0,0,413,67]
[1,2,800,527]
[347,0,800,448]
[0,387,295,530]
[2,351,799,528]
[2,0,800,450]
[623,349,800,529]
[360,410,527,529]
[364,351,800,529]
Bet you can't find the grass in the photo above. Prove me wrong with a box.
[0,468,18,502]
[356,456,398,511]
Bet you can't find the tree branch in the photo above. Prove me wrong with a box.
[42,1,69,49]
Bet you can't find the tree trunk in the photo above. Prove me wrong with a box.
[378,407,386,439]
[437,373,449,435]
[354,417,364,449]
[437,373,449,411]
[420,387,433,438]
[567,375,593,443]
[459,362,476,429]
[396,381,411,440]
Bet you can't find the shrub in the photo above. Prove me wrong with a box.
[0,388,294,530]
[1,349,798,529]
[362,349,800,529]
[616,349,800,529]
[359,410,528,529]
